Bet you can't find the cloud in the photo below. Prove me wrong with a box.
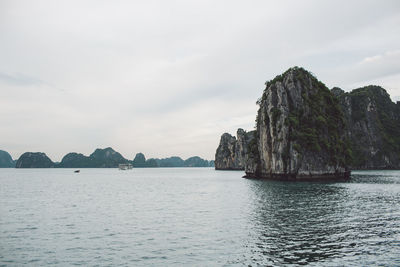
[360,50,400,65]
[0,72,44,86]
[1,0,400,160]
[320,48,400,92]
[356,49,400,79]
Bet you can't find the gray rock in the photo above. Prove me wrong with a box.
[216,68,400,177]
[215,129,255,170]
[244,67,350,180]
[336,85,400,169]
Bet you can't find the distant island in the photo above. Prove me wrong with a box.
[215,67,400,180]
[0,150,16,168]
[0,148,214,168]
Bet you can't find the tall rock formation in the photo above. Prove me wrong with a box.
[333,86,400,169]
[16,152,54,168]
[246,67,351,179]
[215,129,255,170]
[218,68,400,175]
[0,150,15,168]
[215,67,352,179]
[215,133,239,170]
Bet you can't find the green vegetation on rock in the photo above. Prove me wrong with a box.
[259,67,351,168]
[336,85,400,168]
[218,67,400,175]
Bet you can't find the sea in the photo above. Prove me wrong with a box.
[0,168,399,266]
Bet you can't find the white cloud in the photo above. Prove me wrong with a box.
[360,50,400,65]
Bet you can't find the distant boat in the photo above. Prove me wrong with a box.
[74,170,80,173]
[118,163,133,170]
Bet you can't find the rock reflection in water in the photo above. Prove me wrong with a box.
[243,177,399,266]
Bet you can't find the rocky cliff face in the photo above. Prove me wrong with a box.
[0,150,15,168]
[215,133,238,169]
[215,129,255,170]
[217,68,400,175]
[245,67,351,180]
[334,86,400,169]
[16,152,54,168]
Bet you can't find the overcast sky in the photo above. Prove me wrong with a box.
[1,0,400,161]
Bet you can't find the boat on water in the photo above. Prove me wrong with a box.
[74,170,80,173]
[118,163,133,170]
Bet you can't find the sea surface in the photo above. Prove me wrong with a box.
[0,168,399,266]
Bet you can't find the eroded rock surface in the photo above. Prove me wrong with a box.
[245,67,350,180]
[215,129,255,170]
[335,86,400,169]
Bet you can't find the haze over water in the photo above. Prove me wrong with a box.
[0,168,399,266]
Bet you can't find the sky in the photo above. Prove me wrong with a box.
[1,0,400,161]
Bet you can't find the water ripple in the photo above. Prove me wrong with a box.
[0,168,399,266]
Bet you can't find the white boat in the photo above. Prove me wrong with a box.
[118,163,133,170]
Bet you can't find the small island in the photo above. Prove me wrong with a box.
[0,150,17,168]
[215,67,400,180]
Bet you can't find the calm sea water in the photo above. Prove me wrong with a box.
[0,168,399,266]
